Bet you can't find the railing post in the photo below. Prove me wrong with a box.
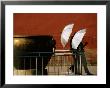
[42,56,43,75]
[79,53,82,75]
[36,57,37,75]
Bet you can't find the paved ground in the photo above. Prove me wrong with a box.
[14,65,97,75]
[47,65,97,75]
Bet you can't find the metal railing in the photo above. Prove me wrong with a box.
[13,50,82,75]
[14,50,89,75]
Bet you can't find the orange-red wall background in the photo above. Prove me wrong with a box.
[14,13,97,50]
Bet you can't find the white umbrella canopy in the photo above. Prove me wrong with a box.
[61,24,74,48]
[72,29,86,49]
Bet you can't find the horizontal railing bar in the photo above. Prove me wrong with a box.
[17,55,70,57]
[17,53,83,57]
[17,50,72,54]
[20,52,54,54]
[17,53,84,57]
[15,50,84,57]
[55,50,72,52]
[55,53,72,55]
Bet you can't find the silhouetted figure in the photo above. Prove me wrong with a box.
[70,35,93,75]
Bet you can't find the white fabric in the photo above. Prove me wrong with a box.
[61,24,74,47]
[72,29,86,49]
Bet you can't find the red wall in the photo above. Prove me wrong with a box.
[14,13,97,50]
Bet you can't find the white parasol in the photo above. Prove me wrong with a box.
[71,29,86,49]
[61,24,74,48]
